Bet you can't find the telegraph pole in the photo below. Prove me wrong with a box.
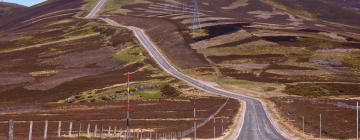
[302,116,304,135]
[319,113,322,138]
[125,72,131,140]
[213,117,216,139]
[357,101,359,139]
[221,118,224,134]
[193,101,197,140]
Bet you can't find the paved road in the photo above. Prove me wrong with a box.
[84,0,107,19]
[87,0,288,140]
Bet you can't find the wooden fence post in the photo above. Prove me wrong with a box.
[140,130,142,139]
[8,120,13,140]
[87,124,90,137]
[68,121,73,137]
[107,126,111,138]
[57,121,62,137]
[100,125,103,138]
[119,129,122,138]
[93,124,97,137]
[44,120,48,139]
[28,121,33,140]
[78,123,82,137]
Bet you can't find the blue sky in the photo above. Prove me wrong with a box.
[3,0,46,7]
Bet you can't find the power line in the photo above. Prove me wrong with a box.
[191,0,200,30]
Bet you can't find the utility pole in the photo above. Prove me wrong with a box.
[193,101,197,140]
[221,118,224,134]
[213,117,216,139]
[125,72,131,140]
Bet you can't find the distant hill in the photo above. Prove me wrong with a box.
[0,0,82,30]
[0,2,27,18]
[262,0,360,27]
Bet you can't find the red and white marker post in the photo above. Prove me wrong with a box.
[125,72,131,140]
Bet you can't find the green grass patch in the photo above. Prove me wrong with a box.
[190,29,209,39]
[114,42,145,62]
[11,34,53,46]
[134,88,164,99]
[105,0,150,15]
[59,82,183,103]
[84,0,99,10]
[217,77,283,92]
[62,22,107,37]
[75,0,99,17]
[11,35,33,43]
[198,40,308,57]
[115,50,142,62]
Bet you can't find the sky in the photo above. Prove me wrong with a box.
[3,0,46,7]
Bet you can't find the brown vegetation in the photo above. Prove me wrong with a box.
[0,97,240,139]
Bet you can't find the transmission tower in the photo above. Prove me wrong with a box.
[191,0,201,30]
[182,0,186,14]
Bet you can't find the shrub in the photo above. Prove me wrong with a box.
[161,85,181,97]
[285,84,330,97]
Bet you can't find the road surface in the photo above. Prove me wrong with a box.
[84,0,107,19]
[87,0,289,140]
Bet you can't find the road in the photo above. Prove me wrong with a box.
[84,0,107,19]
[87,0,289,140]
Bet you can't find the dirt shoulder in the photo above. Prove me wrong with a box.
[214,99,245,140]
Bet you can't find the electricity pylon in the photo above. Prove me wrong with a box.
[191,0,200,30]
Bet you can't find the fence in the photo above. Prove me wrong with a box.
[2,118,227,140]
[1,99,230,140]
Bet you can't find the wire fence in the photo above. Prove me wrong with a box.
[1,117,228,140]
[1,98,230,140]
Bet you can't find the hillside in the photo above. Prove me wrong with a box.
[0,0,205,103]
[0,2,26,18]
[261,0,360,27]
[0,1,242,139]
[0,0,360,139]
[98,0,360,138]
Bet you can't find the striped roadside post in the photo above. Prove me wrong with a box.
[125,72,132,140]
